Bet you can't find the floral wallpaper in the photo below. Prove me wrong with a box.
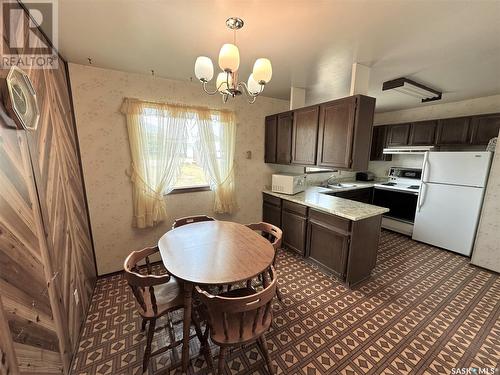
[69,63,289,275]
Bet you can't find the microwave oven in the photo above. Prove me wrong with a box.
[271,173,306,195]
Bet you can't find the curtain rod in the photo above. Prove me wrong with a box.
[122,97,234,115]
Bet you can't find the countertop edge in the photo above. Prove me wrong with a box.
[263,188,389,221]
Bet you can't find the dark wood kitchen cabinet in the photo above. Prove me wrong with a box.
[264,115,277,163]
[264,94,375,170]
[436,117,471,145]
[276,112,293,164]
[370,125,392,161]
[317,95,376,170]
[281,201,308,256]
[409,120,437,145]
[262,193,281,228]
[291,106,319,165]
[306,209,382,286]
[470,114,500,145]
[307,210,350,278]
[386,123,411,147]
[261,194,384,287]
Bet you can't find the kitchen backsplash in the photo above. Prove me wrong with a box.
[368,154,425,178]
[268,164,356,186]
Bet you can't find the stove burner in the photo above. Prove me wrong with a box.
[382,182,397,186]
[407,185,420,190]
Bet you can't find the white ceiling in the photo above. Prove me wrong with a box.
[54,0,500,112]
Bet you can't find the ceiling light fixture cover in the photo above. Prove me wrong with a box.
[382,77,442,103]
[194,17,272,103]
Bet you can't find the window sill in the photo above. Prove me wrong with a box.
[167,186,211,195]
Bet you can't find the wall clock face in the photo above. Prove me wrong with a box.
[3,66,40,131]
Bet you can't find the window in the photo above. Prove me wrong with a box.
[172,121,209,190]
[121,98,236,226]
[141,112,226,192]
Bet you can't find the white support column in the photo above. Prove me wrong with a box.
[349,63,371,96]
[290,87,306,110]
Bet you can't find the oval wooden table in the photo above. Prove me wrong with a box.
[158,220,275,372]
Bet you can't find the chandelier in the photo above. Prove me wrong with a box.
[194,17,272,104]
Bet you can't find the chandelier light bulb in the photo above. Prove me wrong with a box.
[252,58,272,84]
[216,72,233,92]
[218,43,240,72]
[247,74,262,95]
[194,56,214,82]
[195,17,270,103]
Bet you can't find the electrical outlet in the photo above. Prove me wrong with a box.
[74,289,79,305]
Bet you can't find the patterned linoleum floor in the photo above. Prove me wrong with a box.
[71,231,500,375]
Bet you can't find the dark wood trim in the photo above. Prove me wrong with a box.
[168,185,211,194]
[65,60,99,279]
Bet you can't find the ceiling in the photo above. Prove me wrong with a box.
[54,0,500,112]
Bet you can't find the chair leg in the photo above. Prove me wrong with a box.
[258,334,274,375]
[142,318,156,373]
[191,311,205,348]
[141,318,147,332]
[217,346,228,375]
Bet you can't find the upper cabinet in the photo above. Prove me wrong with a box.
[386,124,411,147]
[264,94,376,170]
[470,114,500,145]
[316,95,375,170]
[371,113,499,153]
[409,120,437,145]
[276,112,293,164]
[291,106,319,165]
[436,117,470,145]
[264,115,277,163]
[370,125,392,161]
[317,97,357,169]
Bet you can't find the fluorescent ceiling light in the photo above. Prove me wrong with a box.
[383,78,442,103]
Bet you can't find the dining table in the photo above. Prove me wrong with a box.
[158,220,275,372]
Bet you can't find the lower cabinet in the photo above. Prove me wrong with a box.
[262,194,382,287]
[307,219,349,278]
[281,202,308,256]
[263,193,282,228]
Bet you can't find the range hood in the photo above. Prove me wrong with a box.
[383,145,435,155]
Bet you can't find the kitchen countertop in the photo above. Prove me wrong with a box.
[263,185,389,221]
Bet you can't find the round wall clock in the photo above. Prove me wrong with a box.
[2,66,40,131]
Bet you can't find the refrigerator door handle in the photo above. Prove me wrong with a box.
[417,182,427,212]
[421,151,430,183]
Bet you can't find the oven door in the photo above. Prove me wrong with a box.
[373,187,419,223]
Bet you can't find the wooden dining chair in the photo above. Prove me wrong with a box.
[124,246,204,373]
[196,266,277,375]
[172,215,215,229]
[246,222,283,301]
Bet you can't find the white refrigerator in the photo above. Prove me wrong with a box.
[412,151,492,256]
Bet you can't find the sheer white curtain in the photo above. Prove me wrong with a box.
[121,98,187,228]
[197,110,237,214]
[122,98,237,227]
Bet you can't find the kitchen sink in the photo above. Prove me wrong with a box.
[327,183,358,189]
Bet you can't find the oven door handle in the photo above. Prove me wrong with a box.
[374,186,419,195]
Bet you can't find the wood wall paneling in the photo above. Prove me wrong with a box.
[0,4,96,374]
